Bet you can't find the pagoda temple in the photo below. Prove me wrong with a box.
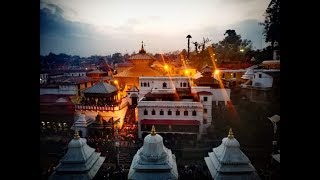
[49,131,105,180]
[204,128,261,180]
[128,125,178,180]
[194,65,219,88]
[80,81,119,106]
[114,41,162,87]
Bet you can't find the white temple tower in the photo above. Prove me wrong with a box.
[128,125,178,180]
[204,128,261,180]
[49,131,105,180]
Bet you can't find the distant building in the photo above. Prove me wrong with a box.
[86,69,111,82]
[40,77,95,96]
[49,131,105,180]
[40,94,75,126]
[204,128,261,180]
[128,126,178,180]
[63,69,87,77]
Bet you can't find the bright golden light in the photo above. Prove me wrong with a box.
[185,69,189,74]
[164,64,169,70]
[240,49,244,52]
[114,80,118,84]
[214,70,220,75]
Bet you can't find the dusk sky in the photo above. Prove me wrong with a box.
[40,0,270,57]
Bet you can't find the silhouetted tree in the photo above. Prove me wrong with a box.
[261,0,280,48]
[213,29,252,63]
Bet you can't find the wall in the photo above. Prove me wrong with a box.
[191,87,231,105]
[139,76,191,97]
[138,101,203,121]
[252,73,273,88]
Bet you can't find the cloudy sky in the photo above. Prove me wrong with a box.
[40,0,271,57]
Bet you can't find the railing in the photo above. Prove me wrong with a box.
[75,105,119,111]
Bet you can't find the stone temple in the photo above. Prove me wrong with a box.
[128,125,178,180]
[49,131,105,180]
[204,128,261,180]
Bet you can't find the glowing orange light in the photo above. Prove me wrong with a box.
[164,65,169,70]
[114,80,118,84]
[214,70,220,75]
[185,70,189,74]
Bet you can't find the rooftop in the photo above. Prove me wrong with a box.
[83,81,117,94]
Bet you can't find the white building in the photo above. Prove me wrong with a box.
[40,77,95,96]
[137,76,221,140]
[252,72,279,88]
[128,126,178,180]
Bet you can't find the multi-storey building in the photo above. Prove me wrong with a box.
[137,76,229,140]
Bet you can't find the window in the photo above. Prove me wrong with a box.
[184,110,188,116]
[168,109,172,115]
[203,97,208,101]
[148,82,150,87]
[152,109,156,115]
[141,83,143,87]
[192,110,197,116]
[233,73,236,78]
[204,108,207,113]
[160,109,164,115]
[222,73,225,78]
[144,109,148,115]
[144,82,147,87]
[183,82,186,87]
[259,74,262,78]
[180,82,182,87]
[163,82,167,88]
[176,110,180,116]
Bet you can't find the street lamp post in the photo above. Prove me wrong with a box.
[186,35,192,60]
[268,115,280,154]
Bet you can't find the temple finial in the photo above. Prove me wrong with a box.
[139,41,146,53]
[150,125,156,136]
[228,128,234,139]
[74,130,80,139]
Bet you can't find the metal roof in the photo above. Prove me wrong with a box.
[83,82,117,94]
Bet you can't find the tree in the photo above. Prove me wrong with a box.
[261,0,280,48]
[213,29,253,63]
[111,53,124,64]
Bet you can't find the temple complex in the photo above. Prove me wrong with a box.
[128,125,178,180]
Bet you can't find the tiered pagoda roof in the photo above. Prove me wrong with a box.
[204,128,261,180]
[49,131,105,180]
[128,125,178,180]
[83,81,117,94]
